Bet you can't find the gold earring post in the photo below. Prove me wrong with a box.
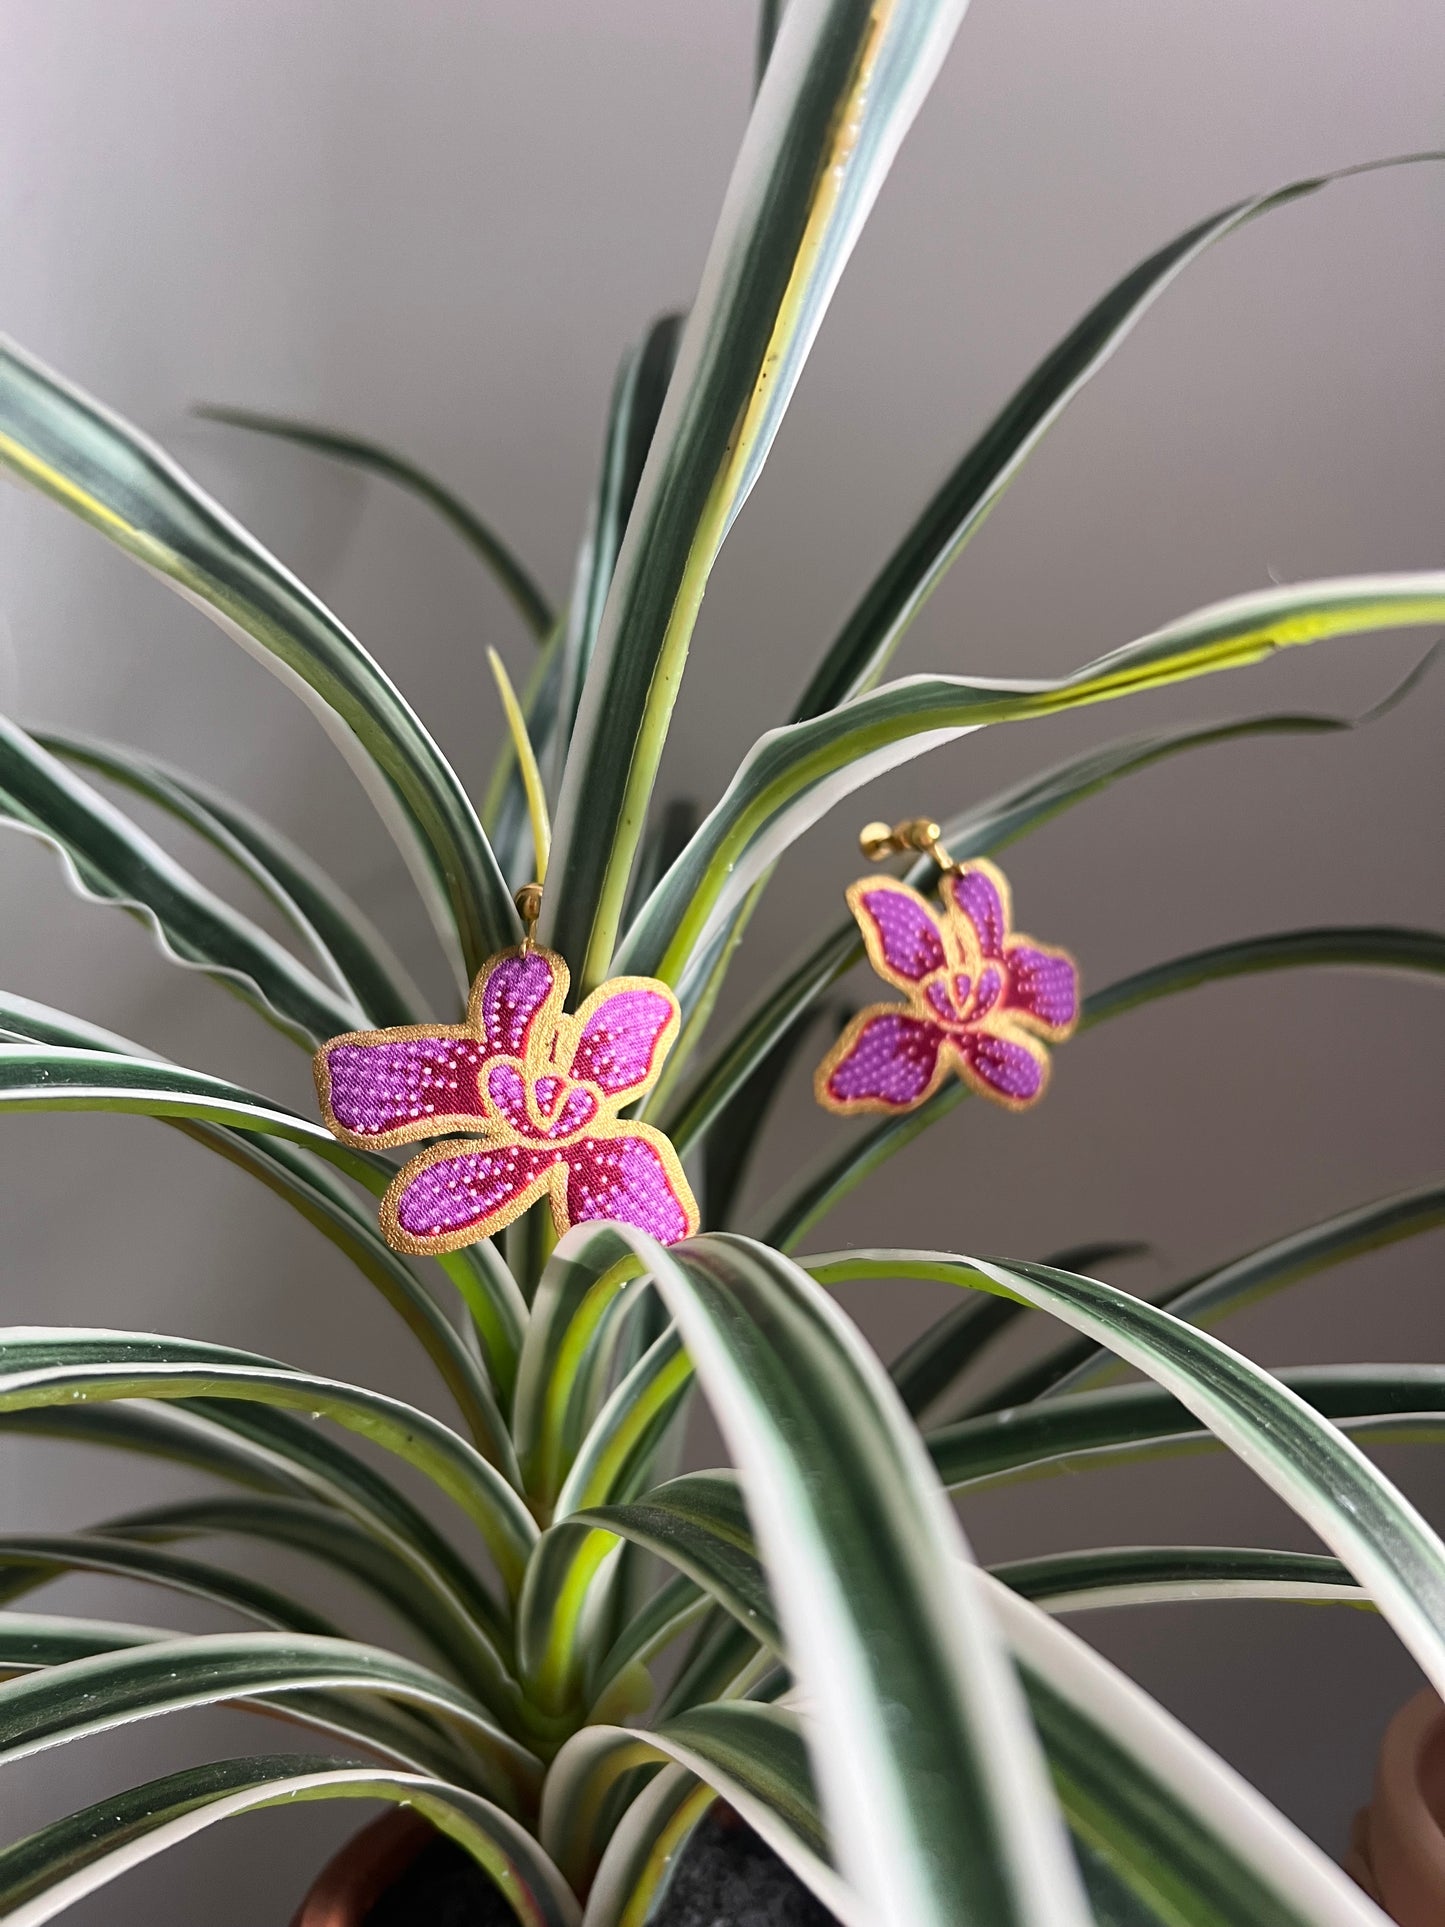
[514,882,543,952]
[858,816,957,874]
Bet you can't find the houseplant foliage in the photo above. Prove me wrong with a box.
[0,2,1442,1922]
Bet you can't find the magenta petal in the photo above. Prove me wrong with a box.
[948,868,1007,959]
[853,884,946,983]
[321,1035,485,1141]
[546,1086,599,1139]
[1004,943,1079,1035]
[478,950,561,1057]
[571,986,676,1096]
[955,1028,1046,1106]
[823,1011,944,1110]
[565,1131,694,1244]
[391,1142,558,1243]
[485,1061,533,1133]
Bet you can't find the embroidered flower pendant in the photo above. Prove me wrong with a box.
[815,857,1079,1116]
[315,947,699,1254]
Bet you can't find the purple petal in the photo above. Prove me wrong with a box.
[564,1128,698,1244]
[1003,942,1079,1037]
[570,983,677,1096]
[818,1009,945,1112]
[485,1061,533,1134]
[947,864,1010,960]
[474,950,564,1058]
[954,1027,1048,1108]
[849,882,946,986]
[317,1033,485,1146]
[384,1141,559,1251]
[546,1086,600,1140]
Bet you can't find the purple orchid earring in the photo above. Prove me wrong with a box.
[314,885,699,1255]
[815,818,1080,1116]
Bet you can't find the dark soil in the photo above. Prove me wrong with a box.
[361,1807,837,1926]
[649,1807,839,1926]
[362,1834,515,1926]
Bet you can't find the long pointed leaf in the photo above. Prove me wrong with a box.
[0,1630,539,1808]
[543,0,970,988]
[0,338,519,981]
[663,649,1439,1132]
[197,405,553,638]
[792,153,1443,717]
[988,1576,1386,1927]
[0,1331,536,1597]
[986,1179,1445,1412]
[541,1703,846,1916]
[37,729,425,1026]
[891,1241,1149,1422]
[0,1000,518,1452]
[0,1531,346,1636]
[100,1494,525,1700]
[554,316,684,769]
[620,573,1445,983]
[0,715,361,1044]
[809,1251,1445,1697]
[559,1227,1092,1927]
[0,1755,580,1927]
[925,1365,1445,1491]
[1,1396,517,1690]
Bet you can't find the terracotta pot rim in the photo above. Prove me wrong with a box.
[289,1807,435,1927]
[1358,1688,1445,1927]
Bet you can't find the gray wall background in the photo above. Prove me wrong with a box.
[2,2,1442,1918]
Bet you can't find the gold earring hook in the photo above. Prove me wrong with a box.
[858,816,958,874]
[514,883,543,952]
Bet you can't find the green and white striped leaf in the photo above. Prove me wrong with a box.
[1,1397,517,1693]
[541,1701,846,1916]
[0,1630,539,1808]
[562,1227,1092,1927]
[37,729,425,1026]
[0,1611,168,1666]
[791,154,1444,717]
[663,649,1439,1129]
[0,1611,487,1794]
[809,1251,1445,1697]
[0,998,519,1446]
[619,573,1445,984]
[0,714,363,1045]
[994,1545,1364,1615]
[890,1242,1148,1423]
[989,1576,1385,1927]
[0,1330,536,1599]
[0,1755,580,1927]
[0,1530,346,1639]
[543,0,971,988]
[553,315,684,771]
[579,1768,718,1927]
[198,405,554,639]
[761,924,1445,1246]
[986,1179,1445,1412]
[577,1491,1371,1644]
[99,1493,526,1701]
[573,1489,1380,1925]
[926,1365,1445,1492]
[0,338,518,982]
[0,1041,362,1156]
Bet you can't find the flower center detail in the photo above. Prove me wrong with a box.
[486,1059,600,1141]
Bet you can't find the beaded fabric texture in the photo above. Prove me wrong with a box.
[814,857,1079,1116]
[315,946,699,1254]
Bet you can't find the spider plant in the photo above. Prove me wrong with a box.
[0,4,1441,1923]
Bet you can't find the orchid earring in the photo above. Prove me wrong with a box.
[314,885,699,1254]
[814,817,1080,1116]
